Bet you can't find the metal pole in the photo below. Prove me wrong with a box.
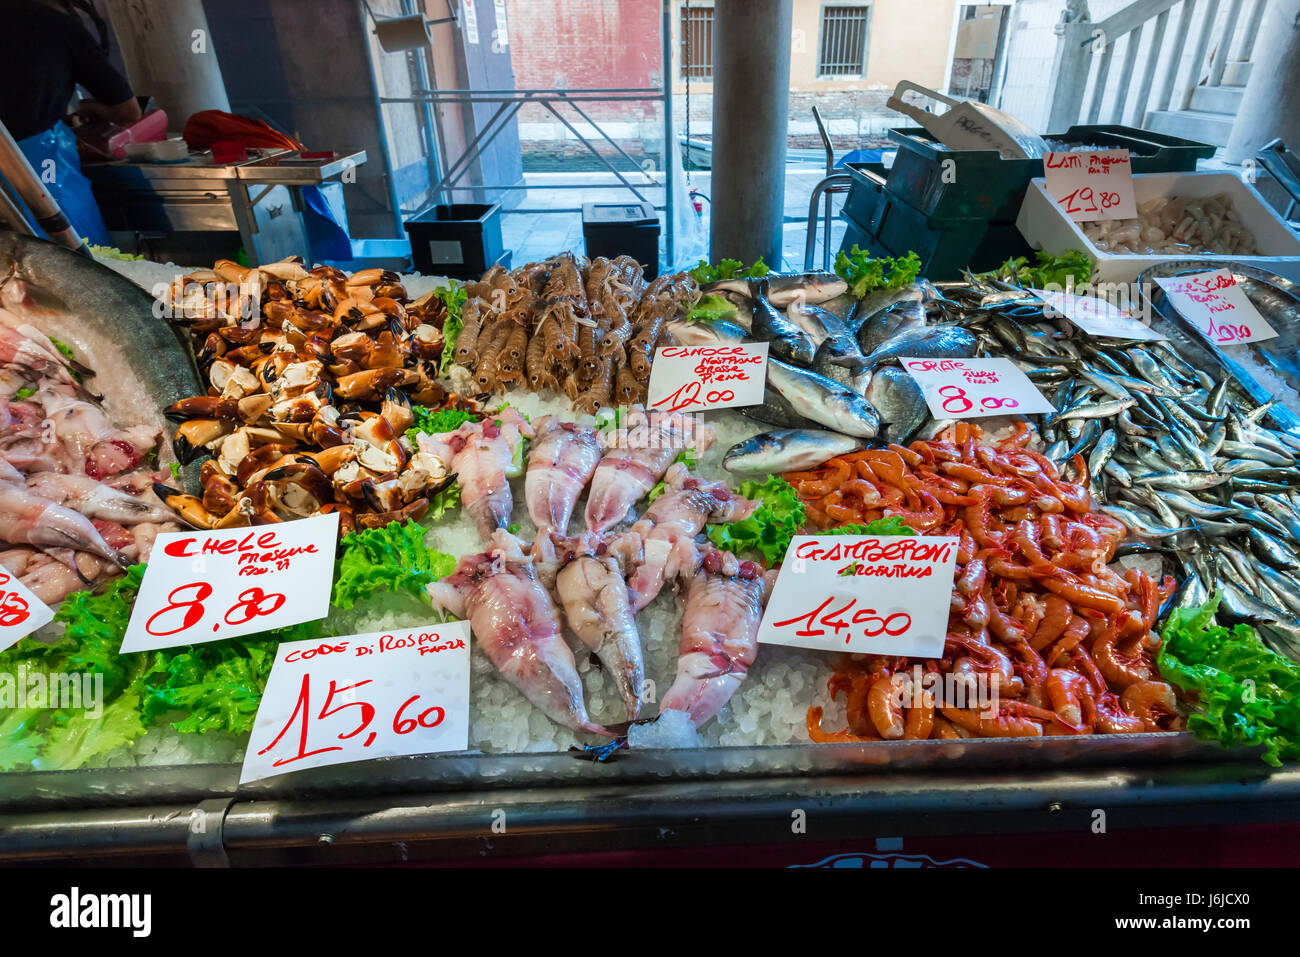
[710,0,792,266]
[358,0,408,238]
[0,121,87,253]
[0,182,35,236]
[663,0,675,271]
[539,100,650,203]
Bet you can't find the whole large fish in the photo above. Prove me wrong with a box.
[723,428,864,476]
[765,357,880,438]
[857,292,927,354]
[786,300,865,371]
[862,325,978,370]
[764,272,847,309]
[748,279,816,366]
[664,317,750,348]
[0,232,201,486]
[865,365,929,444]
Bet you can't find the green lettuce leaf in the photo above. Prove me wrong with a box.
[981,249,1093,290]
[684,293,738,324]
[434,283,468,377]
[405,404,479,442]
[331,519,456,610]
[833,247,922,300]
[705,475,806,566]
[1157,594,1300,767]
[821,516,916,537]
[687,257,770,284]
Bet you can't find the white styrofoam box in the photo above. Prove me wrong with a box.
[1016,171,1300,284]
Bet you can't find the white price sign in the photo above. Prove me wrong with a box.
[1154,269,1278,345]
[0,568,54,653]
[1033,288,1167,341]
[758,535,959,657]
[240,622,471,784]
[900,356,1053,419]
[1043,149,1137,221]
[120,513,338,653]
[647,342,768,414]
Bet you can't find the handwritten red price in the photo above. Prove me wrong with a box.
[258,672,446,769]
[1058,186,1122,215]
[240,623,471,783]
[902,357,1051,420]
[1153,269,1277,347]
[0,571,31,629]
[143,582,286,637]
[651,380,736,413]
[773,595,912,644]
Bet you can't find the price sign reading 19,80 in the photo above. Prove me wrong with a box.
[240,623,471,783]
[899,356,1053,420]
[120,513,339,653]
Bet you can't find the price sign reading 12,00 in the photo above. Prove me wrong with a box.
[240,623,471,783]
[757,535,960,658]
[120,513,339,653]
[899,356,1053,420]
[647,342,769,414]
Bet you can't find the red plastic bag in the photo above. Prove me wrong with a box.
[182,110,304,153]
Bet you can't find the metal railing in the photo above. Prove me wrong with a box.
[1045,0,1266,131]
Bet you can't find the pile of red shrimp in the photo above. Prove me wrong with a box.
[787,422,1185,740]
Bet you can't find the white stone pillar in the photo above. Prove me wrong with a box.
[1224,0,1300,164]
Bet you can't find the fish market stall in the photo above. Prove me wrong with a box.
[5,226,1300,866]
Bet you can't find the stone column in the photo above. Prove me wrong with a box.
[103,0,230,127]
[710,0,793,266]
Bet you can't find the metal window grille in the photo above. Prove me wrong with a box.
[680,5,714,79]
[818,5,871,77]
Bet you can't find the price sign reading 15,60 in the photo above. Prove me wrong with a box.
[240,623,472,784]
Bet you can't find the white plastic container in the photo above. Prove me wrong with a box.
[1015,171,1300,283]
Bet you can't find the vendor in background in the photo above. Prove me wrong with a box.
[0,0,140,245]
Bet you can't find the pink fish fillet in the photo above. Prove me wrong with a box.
[0,482,130,567]
[623,463,758,611]
[525,415,602,533]
[427,531,609,736]
[583,407,716,534]
[417,407,532,541]
[659,548,773,729]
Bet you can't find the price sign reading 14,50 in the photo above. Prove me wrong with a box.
[773,595,912,644]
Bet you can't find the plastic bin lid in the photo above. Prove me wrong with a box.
[582,201,657,226]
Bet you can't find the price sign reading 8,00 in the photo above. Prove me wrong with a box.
[773,595,912,645]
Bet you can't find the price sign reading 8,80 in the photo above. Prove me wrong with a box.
[240,623,471,783]
[0,569,55,653]
[900,357,1053,421]
[120,513,339,653]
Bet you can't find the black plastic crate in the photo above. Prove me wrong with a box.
[841,163,1030,281]
[582,201,660,279]
[404,203,503,279]
[883,123,1216,223]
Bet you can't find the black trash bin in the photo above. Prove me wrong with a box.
[404,203,504,279]
[582,201,660,278]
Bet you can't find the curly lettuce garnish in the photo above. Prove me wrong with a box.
[685,293,738,324]
[980,249,1093,290]
[822,516,916,537]
[1157,594,1300,767]
[331,519,457,611]
[405,404,479,442]
[705,475,805,567]
[688,257,770,284]
[833,247,922,300]
[434,283,468,377]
